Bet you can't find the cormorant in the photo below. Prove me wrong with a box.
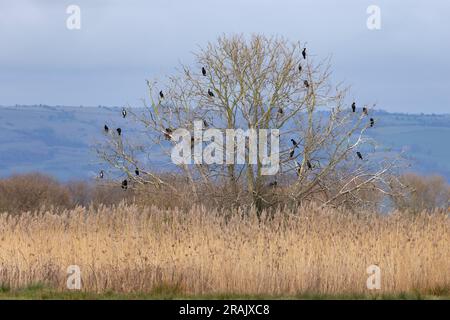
[302,47,307,59]
[159,90,164,99]
[304,80,310,88]
[122,108,127,118]
[363,107,368,115]
[121,179,128,190]
[116,128,122,136]
[278,107,284,115]
[104,125,109,133]
[202,67,207,76]
[307,160,313,170]
[352,102,356,113]
[164,128,173,140]
[370,118,375,127]
[357,151,363,160]
[289,148,295,158]
[298,64,302,72]
[291,138,299,148]
[208,89,215,97]
[296,161,301,176]
[135,168,140,176]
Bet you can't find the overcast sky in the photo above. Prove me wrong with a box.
[0,0,449,113]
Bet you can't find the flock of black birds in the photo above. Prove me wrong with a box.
[101,105,140,188]
[99,48,375,190]
[286,99,375,185]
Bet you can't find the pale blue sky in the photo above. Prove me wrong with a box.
[0,0,449,113]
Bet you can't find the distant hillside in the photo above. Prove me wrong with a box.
[0,105,449,181]
[366,110,450,181]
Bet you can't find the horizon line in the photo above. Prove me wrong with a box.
[1,104,449,116]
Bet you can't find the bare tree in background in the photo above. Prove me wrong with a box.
[390,173,450,214]
[97,34,403,212]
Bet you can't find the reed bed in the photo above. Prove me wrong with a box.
[0,204,448,296]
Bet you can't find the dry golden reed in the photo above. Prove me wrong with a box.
[0,204,448,296]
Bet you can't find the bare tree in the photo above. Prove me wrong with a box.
[97,34,402,212]
[390,173,450,213]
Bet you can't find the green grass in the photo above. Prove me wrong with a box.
[0,284,448,300]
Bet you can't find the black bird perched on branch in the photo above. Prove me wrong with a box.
[363,107,368,115]
[135,168,140,176]
[370,118,375,127]
[357,151,363,160]
[116,128,122,136]
[203,119,209,128]
[291,138,299,148]
[289,148,295,158]
[268,181,278,187]
[99,170,104,179]
[352,102,356,113]
[164,128,173,140]
[208,89,215,97]
[202,67,207,76]
[159,90,164,99]
[295,161,302,176]
[302,47,307,59]
[104,125,109,133]
[121,179,128,190]
[278,107,284,115]
[122,108,127,118]
[298,64,302,72]
[306,160,313,170]
[304,80,310,88]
